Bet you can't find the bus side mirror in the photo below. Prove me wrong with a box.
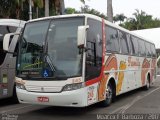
[3,33,20,52]
[77,25,89,48]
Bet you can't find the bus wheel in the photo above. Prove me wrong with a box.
[144,75,150,90]
[100,82,113,107]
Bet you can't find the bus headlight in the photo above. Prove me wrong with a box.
[16,83,26,90]
[62,83,85,91]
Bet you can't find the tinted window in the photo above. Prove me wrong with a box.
[131,36,139,55]
[119,31,129,54]
[145,42,151,57]
[150,44,156,57]
[86,19,102,80]
[138,40,146,56]
[106,26,119,53]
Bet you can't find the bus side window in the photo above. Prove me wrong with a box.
[106,26,119,53]
[151,44,156,58]
[138,39,146,57]
[131,36,139,56]
[85,18,102,81]
[145,42,152,57]
[119,31,129,54]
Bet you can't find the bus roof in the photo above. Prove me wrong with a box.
[0,19,26,28]
[27,14,155,46]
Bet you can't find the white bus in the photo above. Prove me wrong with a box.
[0,19,25,100]
[3,14,157,107]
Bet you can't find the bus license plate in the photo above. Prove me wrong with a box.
[37,97,49,102]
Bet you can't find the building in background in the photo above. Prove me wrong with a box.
[132,28,160,57]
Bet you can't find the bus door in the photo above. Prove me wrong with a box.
[0,25,18,98]
[85,18,102,104]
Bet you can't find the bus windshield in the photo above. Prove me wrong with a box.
[17,18,84,80]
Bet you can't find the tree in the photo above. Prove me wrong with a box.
[15,0,25,19]
[113,14,126,24]
[45,0,65,17]
[107,0,113,22]
[80,5,107,19]
[33,0,44,18]
[0,0,13,18]
[121,9,160,30]
[65,8,76,14]
[44,0,49,16]
[80,0,85,4]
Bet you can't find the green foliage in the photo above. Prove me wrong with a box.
[120,9,160,30]
[0,0,13,18]
[65,8,76,14]
[33,0,44,8]
[66,6,107,20]
[113,14,126,23]
[80,5,107,20]
[0,0,62,20]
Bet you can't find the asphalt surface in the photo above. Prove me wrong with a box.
[0,76,160,120]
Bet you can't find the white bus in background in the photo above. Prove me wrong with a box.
[3,14,157,107]
[0,19,25,101]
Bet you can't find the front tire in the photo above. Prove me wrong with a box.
[100,82,113,107]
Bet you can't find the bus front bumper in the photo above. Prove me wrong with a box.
[16,87,88,107]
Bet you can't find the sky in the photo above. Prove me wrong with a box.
[133,28,160,48]
[64,0,160,19]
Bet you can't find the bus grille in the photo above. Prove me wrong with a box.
[25,85,62,93]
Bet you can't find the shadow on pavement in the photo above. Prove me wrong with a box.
[0,98,18,107]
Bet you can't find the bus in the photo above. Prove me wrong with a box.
[3,14,157,107]
[0,19,25,100]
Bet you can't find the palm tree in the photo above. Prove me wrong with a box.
[0,0,13,18]
[45,0,65,17]
[45,0,49,17]
[33,0,44,18]
[15,0,43,19]
[113,14,126,24]
[60,0,65,14]
[80,0,85,4]
[107,0,113,22]
[133,9,146,30]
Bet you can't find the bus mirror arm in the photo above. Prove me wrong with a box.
[77,25,89,48]
[3,33,20,52]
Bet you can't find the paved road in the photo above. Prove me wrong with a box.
[0,77,160,120]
